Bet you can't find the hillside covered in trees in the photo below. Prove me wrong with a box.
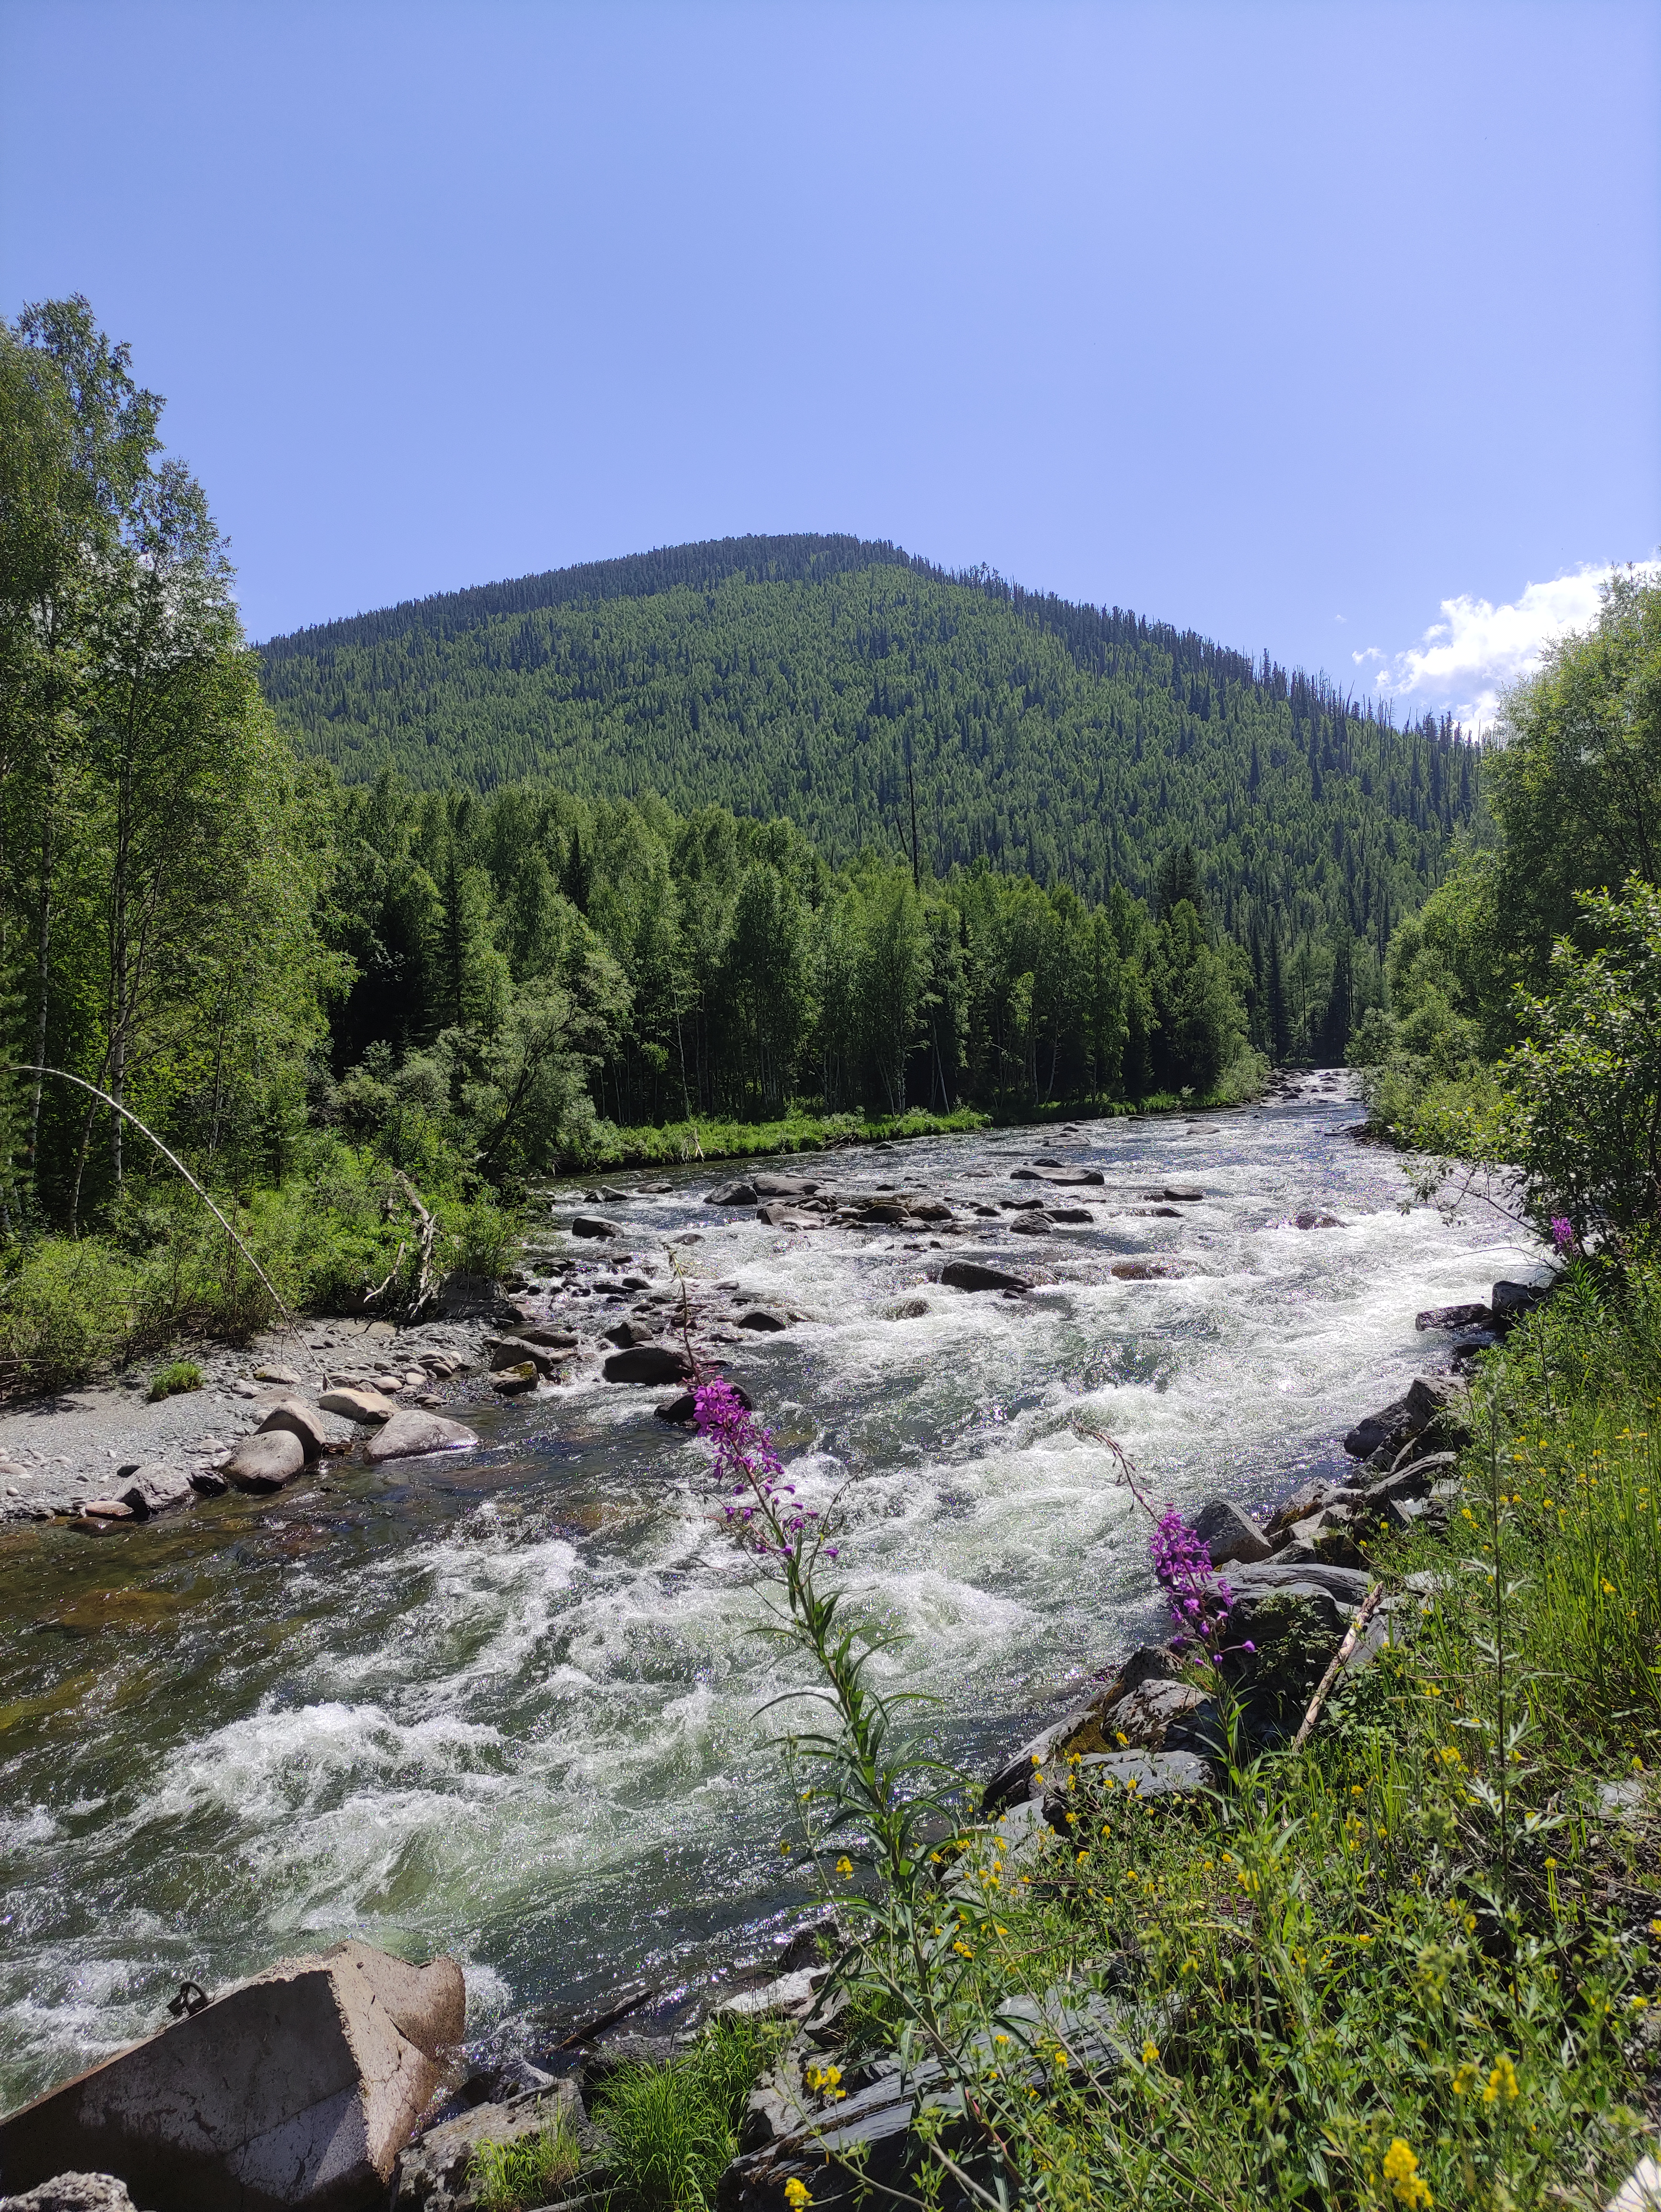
[261,535,1480,981]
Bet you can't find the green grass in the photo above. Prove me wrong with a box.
[466,2102,582,2210]
[146,1358,203,1402]
[814,1254,1661,2210]
[590,2016,787,2212]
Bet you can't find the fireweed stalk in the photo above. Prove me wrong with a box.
[689,1376,1029,2206]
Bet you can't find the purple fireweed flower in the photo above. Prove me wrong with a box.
[694,1377,815,1562]
[1149,1505,1236,1659]
[1550,1216,1574,1253]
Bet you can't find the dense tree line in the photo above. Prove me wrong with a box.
[322,774,1273,1179]
[0,300,1454,1256]
[260,535,1480,986]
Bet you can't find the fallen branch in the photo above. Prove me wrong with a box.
[391,1171,441,1315]
[1293,1584,1386,1750]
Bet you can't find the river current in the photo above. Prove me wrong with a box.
[0,1092,1543,2106]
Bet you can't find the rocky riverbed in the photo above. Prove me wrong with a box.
[0,1075,1549,2127]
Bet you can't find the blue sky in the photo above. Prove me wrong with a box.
[2,0,1657,724]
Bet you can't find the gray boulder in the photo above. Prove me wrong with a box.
[0,1941,464,2212]
[602,1344,693,1386]
[751,1173,819,1198]
[364,1410,480,1463]
[1111,1259,1182,1280]
[1036,1166,1106,1186]
[938,1260,1029,1293]
[255,1400,337,1460]
[736,1309,790,1332]
[1189,1497,1271,1566]
[1342,1375,1462,1460]
[1099,1678,1208,1750]
[319,1387,396,1424]
[1048,1749,1214,1813]
[392,2079,583,2209]
[705,1181,759,1206]
[222,1430,306,1493]
[1229,1559,1371,1610]
[1492,1278,1549,1325]
[0,2180,142,2212]
[570,1215,621,1239]
[113,1462,195,1520]
[1045,1205,1094,1225]
[485,1336,564,1376]
[1416,1301,1491,1332]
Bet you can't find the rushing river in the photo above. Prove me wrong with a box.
[0,1092,1543,2107]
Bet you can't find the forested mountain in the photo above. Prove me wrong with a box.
[260,535,1479,966]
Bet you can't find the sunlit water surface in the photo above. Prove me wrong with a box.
[0,1099,1541,2103]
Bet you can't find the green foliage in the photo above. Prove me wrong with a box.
[146,1358,201,1401]
[260,534,1475,1006]
[592,2017,786,2212]
[466,2102,581,2211]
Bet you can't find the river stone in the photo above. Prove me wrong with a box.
[485,1335,564,1375]
[113,1461,196,1519]
[509,1325,580,1349]
[751,1173,819,1198]
[1294,1211,1343,1229]
[490,1362,538,1394]
[1416,1300,1491,1332]
[393,2079,583,2209]
[255,1398,334,1460]
[938,1260,1029,1293]
[1492,1278,1548,1324]
[319,1386,396,1423]
[0,1941,463,2210]
[1111,1260,1182,1280]
[1045,1204,1094,1224]
[222,1429,306,1492]
[570,1215,621,1239]
[364,1409,480,1462]
[1229,1559,1370,1609]
[654,1382,753,1423]
[1342,1374,1461,1460]
[1037,1166,1106,1185]
[1008,1217,1048,1234]
[1099,1678,1209,1751]
[252,1363,302,1387]
[1189,1497,1272,1566]
[705,1180,759,1206]
[0,2180,142,2212]
[603,1344,693,1385]
[1051,1748,1214,1809]
[756,1203,818,1228]
[737,1308,789,1331]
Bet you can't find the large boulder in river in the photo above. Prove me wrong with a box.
[365,1410,480,1462]
[0,1940,465,2212]
[704,1180,759,1206]
[751,1172,819,1198]
[570,1214,621,1239]
[221,1430,306,1493]
[603,1344,694,1385]
[938,1260,1029,1294]
[319,1387,395,1424]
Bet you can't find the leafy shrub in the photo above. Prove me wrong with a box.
[147,1359,203,1401]
[466,2103,581,2210]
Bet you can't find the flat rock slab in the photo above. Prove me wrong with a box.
[1052,1748,1215,1805]
[1229,1559,1371,1609]
[222,1430,306,1493]
[0,1939,464,2212]
[938,1260,1029,1294]
[365,1410,480,1463]
[750,1173,820,1198]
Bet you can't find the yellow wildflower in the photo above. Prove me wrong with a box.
[1451,2062,1478,2096]
[785,2183,811,2211]
[835,1856,853,1878]
[1382,2138,1432,2207]
[1141,2039,1159,2065]
[1484,2054,1520,2104]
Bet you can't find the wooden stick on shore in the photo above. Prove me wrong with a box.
[1292,1583,1386,1751]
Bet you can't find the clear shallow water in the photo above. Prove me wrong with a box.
[0,1096,1543,2105]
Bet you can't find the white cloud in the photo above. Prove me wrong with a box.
[1362,561,1661,731]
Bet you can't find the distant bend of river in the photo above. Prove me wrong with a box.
[0,1093,1544,2105]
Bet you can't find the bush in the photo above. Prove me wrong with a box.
[147,1359,203,1401]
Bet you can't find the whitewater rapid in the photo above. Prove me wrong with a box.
[0,1089,1544,2104]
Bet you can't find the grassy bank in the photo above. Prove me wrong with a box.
[789,1259,1661,2211]
[560,1048,1271,1175]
